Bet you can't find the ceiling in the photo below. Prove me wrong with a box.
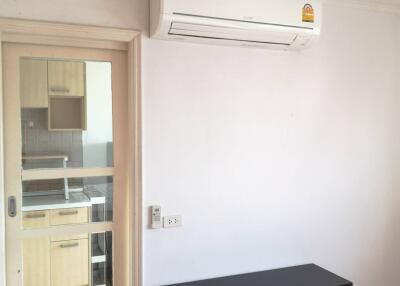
[356,0,400,5]
[375,0,400,4]
[325,0,400,8]
[375,0,400,3]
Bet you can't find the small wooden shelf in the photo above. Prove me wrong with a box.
[48,96,86,131]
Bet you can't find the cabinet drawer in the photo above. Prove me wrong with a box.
[23,211,50,229]
[50,207,88,226]
[50,239,89,286]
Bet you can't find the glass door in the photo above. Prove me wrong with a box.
[3,43,132,286]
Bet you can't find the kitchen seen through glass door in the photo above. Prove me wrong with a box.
[22,58,113,286]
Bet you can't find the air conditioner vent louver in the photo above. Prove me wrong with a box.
[169,20,298,46]
[172,13,315,31]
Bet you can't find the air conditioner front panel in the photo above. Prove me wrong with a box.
[151,0,322,50]
[162,0,321,29]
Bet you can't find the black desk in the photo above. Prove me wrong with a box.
[166,264,352,286]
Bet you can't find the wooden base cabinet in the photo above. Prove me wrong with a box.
[23,237,89,286]
[23,237,51,286]
[50,238,89,286]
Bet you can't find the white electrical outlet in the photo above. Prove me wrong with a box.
[163,215,182,228]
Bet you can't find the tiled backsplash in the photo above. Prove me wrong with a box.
[21,109,83,169]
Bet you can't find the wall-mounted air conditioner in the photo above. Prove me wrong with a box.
[150,0,322,50]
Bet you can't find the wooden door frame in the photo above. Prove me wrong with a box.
[0,18,142,286]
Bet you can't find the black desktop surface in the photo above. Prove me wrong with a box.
[166,264,352,286]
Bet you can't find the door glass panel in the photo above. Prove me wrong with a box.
[19,57,115,286]
[22,176,114,227]
[20,59,113,169]
[84,176,114,222]
[92,231,113,285]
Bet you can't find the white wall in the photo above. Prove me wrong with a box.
[143,5,400,285]
[2,1,400,286]
[0,0,148,30]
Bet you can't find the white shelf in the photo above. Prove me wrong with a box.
[92,255,106,264]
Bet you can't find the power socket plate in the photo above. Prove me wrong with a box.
[163,215,182,228]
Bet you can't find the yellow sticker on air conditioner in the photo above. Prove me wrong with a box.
[302,4,314,23]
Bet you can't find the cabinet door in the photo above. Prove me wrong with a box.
[20,58,48,108]
[48,60,85,97]
[23,237,50,286]
[51,239,89,286]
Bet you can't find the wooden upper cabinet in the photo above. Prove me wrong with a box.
[48,60,85,97]
[20,58,48,108]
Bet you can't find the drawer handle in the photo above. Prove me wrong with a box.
[59,242,79,249]
[25,213,46,219]
[58,210,79,216]
[50,87,70,93]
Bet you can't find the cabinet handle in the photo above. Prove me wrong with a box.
[58,210,79,216]
[25,213,46,219]
[59,242,79,248]
[50,87,70,93]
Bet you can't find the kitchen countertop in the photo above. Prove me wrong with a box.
[22,154,69,161]
[22,192,91,211]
